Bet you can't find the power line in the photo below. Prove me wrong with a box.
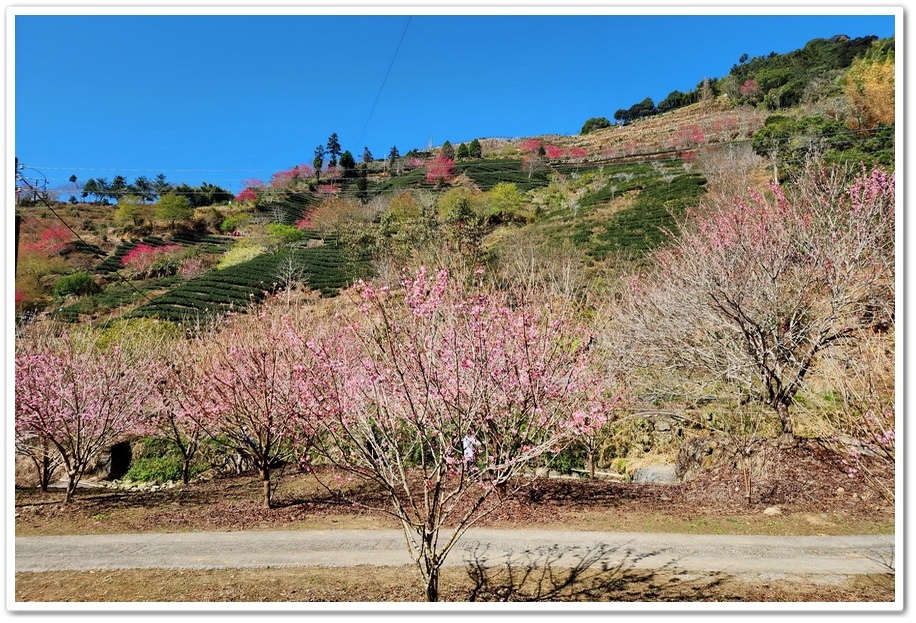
[15,167,158,307]
[357,16,412,148]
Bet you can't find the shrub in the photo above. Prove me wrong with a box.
[52,272,99,298]
[436,187,487,222]
[219,213,250,233]
[123,437,208,484]
[485,182,531,224]
[266,223,308,245]
[123,454,184,483]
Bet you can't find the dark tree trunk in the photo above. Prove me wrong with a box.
[261,466,272,509]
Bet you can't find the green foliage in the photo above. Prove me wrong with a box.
[728,35,882,109]
[463,159,551,191]
[96,317,184,348]
[436,187,487,222]
[266,223,308,246]
[467,138,482,159]
[543,445,587,474]
[155,194,194,228]
[485,182,530,224]
[124,455,184,483]
[658,90,696,113]
[219,213,250,233]
[580,116,611,134]
[52,272,99,298]
[123,437,205,483]
[385,192,426,222]
[751,113,891,181]
[339,150,357,178]
[257,191,319,226]
[114,195,150,228]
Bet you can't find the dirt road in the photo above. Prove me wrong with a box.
[15,529,896,580]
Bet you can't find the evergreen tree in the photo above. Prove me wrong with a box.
[440,140,455,160]
[327,133,342,168]
[153,174,172,199]
[468,138,482,158]
[580,117,611,134]
[357,163,369,201]
[388,146,400,173]
[456,143,469,159]
[339,150,357,178]
[313,145,326,183]
[362,147,373,164]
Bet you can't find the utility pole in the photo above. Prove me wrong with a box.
[15,157,23,271]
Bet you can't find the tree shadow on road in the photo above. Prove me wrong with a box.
[461,541,729,602]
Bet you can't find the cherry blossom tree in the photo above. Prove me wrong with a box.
[149,338,210,485]
[14,423,61,491]
[15,327,156,503]
[616,165,894,439]
[309,267,611,601]
[186,307,320,508]
[425,155,455,186]
[520,138,542,153]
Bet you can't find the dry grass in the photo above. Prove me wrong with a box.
[14,566,894,604]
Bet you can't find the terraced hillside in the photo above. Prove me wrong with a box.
[124,242,365,324]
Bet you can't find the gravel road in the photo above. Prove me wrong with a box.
[15,529,896,580]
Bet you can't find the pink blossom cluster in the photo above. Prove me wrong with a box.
[121,243,184,279]
[425,156,455,184]
[24,225,73,255]
[235,188,258,203]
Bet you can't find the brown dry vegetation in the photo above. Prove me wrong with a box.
[15,439,894,539]
[14,439,895,603]
[14,566,895,604]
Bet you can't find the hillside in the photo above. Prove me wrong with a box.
[13,33,893,326]
[13,33,896,538]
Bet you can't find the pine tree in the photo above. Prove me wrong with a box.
[313,145,326,183]
[327,133,342,168]
[388,146,400,173]
[468,138,482,159]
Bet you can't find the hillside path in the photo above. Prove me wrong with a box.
[15,529,895,579]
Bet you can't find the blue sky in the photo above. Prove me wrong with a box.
[12,8,897,195]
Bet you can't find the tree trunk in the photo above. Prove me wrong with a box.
[420,526,440,602]
[40,454,54,492]
[261,467,272,509]
[425,567,440,602]
[181,458,191,485]
[775,402,794,438]
[64,472,79,504]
